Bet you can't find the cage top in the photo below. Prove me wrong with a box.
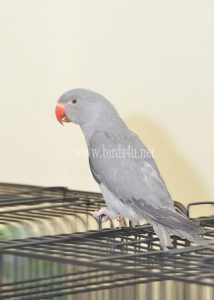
[0,183,105,229]
[0,182,103,208]
[0,218,214,287]
[0,182,213,298]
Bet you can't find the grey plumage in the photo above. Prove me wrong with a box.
[56,88,210,250]
[88,128,203,249]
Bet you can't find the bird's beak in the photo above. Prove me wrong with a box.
[55,103,71,125]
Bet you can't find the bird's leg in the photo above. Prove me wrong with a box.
[93,208,128,229]
[93,207,110,223]
[117,214,127,228]
[93,207,110,231]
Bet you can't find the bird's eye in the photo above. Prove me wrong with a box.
[71,98,78,104]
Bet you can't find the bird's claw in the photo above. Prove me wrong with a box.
[93,208,128,229]
[93,207,109,223]
[116,215,127,228]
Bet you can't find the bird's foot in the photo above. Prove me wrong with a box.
[116,215,127,228]
[93,208,127,229]
[93,207,110,223]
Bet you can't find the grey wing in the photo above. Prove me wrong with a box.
[88,130,174,210]
[89,130,203,247]
[89,155,101,184]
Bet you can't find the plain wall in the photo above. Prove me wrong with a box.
[0,0,213,214]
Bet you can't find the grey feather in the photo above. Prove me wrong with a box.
[88,129,205,249]
[58,88,210,250]
[89,155,101,184]
[89,130,174,209]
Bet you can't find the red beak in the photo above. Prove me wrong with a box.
[55,103,71,125]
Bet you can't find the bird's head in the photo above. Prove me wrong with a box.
[55,88,116,126]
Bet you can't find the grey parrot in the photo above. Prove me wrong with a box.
[55,88,206,250]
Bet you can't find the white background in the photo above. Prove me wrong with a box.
[0,0,213,210]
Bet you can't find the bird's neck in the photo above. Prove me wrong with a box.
[80,122,96,145]
[80,115,128,146]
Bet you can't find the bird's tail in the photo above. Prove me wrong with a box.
[151,222,173,250]
[132,202,214,250]
[149,218,214,251]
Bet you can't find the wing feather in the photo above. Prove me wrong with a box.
[88,130,173,210]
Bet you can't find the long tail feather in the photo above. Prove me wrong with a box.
[151,222,173,250]
[131,201,213,250]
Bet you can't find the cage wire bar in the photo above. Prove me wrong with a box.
[0,183,213,300]
[0,183,110,239]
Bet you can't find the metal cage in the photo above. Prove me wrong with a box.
[0,183,213,300]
